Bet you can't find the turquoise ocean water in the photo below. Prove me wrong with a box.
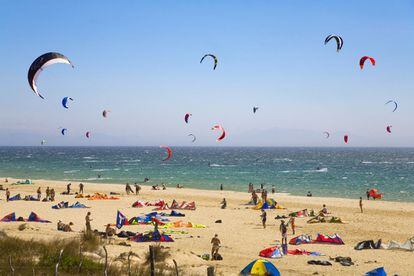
[0,147,413,202]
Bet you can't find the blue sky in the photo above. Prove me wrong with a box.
[0,1,413,146]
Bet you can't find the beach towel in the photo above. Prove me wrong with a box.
[289,234,312,245]
[9,194,21,201]
[314,233,344,245]
[0,212,16,222]
[27,212,51,223]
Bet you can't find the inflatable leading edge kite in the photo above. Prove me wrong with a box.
[28,52,74,99]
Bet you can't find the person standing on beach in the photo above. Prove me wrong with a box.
[271,185,275,194]
[220,184,223,191]
[79,183,84,194]
[211,234,221,260]
[66,183,71,194]
[261,210,267,228]
[50,188,55,201]
[366,189,370,200]
[279,220,288,245]
[221,198,227,209]
[5,188,10,202]
[252,190,258,205]
[46,187,50,200]
[85,212,92,233]
[37,187,41,200]
[359,197,363,213]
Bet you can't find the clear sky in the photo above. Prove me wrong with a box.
[0,1,413,146]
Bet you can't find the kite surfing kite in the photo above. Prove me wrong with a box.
[253,107,259,114]
[102,110,110,118]
[323,131,330,138]
[385,100,398,112]
[200,54,218,70]
[28,52,74,99]
[324,34,343,52]
[212,125,226,142]
[61,97,73,109]
[184,113,192,124]
[160,145,173,161]
[386,126,392,133]
[188,134,196,143]
[344,134,349,144]
[86,131,91,139]
[359,56,375,70]
[61,128,67,136]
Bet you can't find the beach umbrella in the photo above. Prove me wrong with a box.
[240,259,280,276]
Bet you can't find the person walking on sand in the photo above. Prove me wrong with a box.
[5,188,10,202]
[37,187,41,200]
[85,212,92,233]
[261,209,267,228]
[359,197,363,213]
[211,234,221,260]
[79,183,84,194]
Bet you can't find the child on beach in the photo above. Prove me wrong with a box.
[261,210,267,228]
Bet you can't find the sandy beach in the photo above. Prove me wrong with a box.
[0,177,413,275]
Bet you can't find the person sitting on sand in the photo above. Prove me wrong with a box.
[176,184,183,189]
[152,184,159,190]
[5,178,8,183]
[50,188,55,201]
[162,183,166,190]
[63,222,74,232]
[5,188,10,202]
[261,210,267,229]
[221,198,227,209]
[307,191,312,197]
[105,224,116,237]
[36,187,41,200]
[211,234,221,260]
[320,204,329,216]
[79,183,84,194]
[57,220,65,231]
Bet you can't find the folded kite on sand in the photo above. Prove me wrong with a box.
[381,237,414,251]
[259,246,322,259]
[129,230,173,242]
[289,233,344,245]
[52,201,89,209]
[0,212,51,223]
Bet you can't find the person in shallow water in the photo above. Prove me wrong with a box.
[307,191,312,197]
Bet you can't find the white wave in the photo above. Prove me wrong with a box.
[303,168,328,173]
[209,164,236,167]
[82,156,96,159]
[92,169,110,172]
[280,170,296,173]
[361,161,374,164]
[64,170,80,174]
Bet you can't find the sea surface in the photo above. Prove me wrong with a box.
[0,147,413,202]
